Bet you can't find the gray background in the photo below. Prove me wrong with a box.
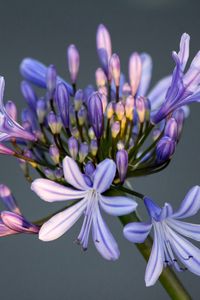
[0,0,199,299]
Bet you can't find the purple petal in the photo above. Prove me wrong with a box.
[158,203,173,221]
[92,207,120,261]
[177,33,190,71]
[183,51,200,93]
[100,195,137,216]
[137,53,152,96]
[1,211,39,233]
[166,219,200,241]
[166,225,200,276]
[93,159,116,193]
[63,156,89,190]
[39,199,87,241]
[123,222,152,243]
[0,184,21,214]
[172,186,200,219]
[31,178,87,202]
[145,225,164,286]
[0,220,17,236]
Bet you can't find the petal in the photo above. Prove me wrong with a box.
[166,226,200,276]
[39,199,87,241]
[99,195,137,216]
[31,179,87,202]
[158,203,173,221]
[172,186,200,219]
[137,53,152,96]
[123,222,152,243]
[0,221,17,237]
[166,219,200,241]
[177,33,190,71]
[63,156,89,190]
[92,207,120,261]
[148,75,172,111]
[0,184,21,214]
[93,159,116,193]
[145,225,164,287]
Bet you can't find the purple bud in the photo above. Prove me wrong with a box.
[135,96,146,123]
[0,144,15,156]
[79,142,89,162]
[44,168,56,180]
[115,101,125,121]
[96,24,112,77]
[47,111,62,134]
[5,101,17,121]
[129,52,142,96]
[83,85,95,105]
[83,175,93,187]
[56,83,69,128]
[95,68,107,87]
[90,139,98,156]
[49,144,60,164]
[36,98,47,123]
[21,81,37,112]
[156,136,176,162]
[125,95,134,120]
[74,89,83,111]
[67,44,80,84]
[0,184,20,214]
[1,211,39,233]
[21,108,37,131]
[116,149,128,183]
[164,118,178,140]
[78,106,87,126]
[68,136,78,159]
[46,65,57,95]
[84,161,95,176]
[54,168,63,179]
[88,92,104,138]
[107,102,114,119]
[173,108,185,141]
[111,121,120,138]
[110,53,121,87]
[122,83,131,97]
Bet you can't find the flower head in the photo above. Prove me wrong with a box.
[123,186,200,286]
[31,156,137,260]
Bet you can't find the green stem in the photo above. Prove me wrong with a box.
[119,212,192,300]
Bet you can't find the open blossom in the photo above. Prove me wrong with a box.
[31,156,137,260]
[123,186,200,286]
[0,184,39,236]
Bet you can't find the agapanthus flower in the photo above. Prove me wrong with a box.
[31,156,137,260]
[0,184,39,236]
[123,186,200,286]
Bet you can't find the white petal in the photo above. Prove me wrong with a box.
[166,226,200,276]
[39,199,87,241]
[99,195,137,216]
[167,219,200,241]
[93,159,116,193]
[63,156,89,190]
[172,186,200,219]
[145,224,164,287]
[31,179,87,202]
[92,207,120,261]
[123,222,152,243]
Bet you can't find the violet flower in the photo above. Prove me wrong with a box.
[31,156,137,260]
[124,186,200,286]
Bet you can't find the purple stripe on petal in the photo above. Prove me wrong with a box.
[123,222,152,243]
[100,195,137,216]
[0,220,17,237]
[167,219,200,241]
[93,159,116,193]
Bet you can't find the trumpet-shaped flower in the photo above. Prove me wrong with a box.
[123,186,200,286]
[31,156,137,260]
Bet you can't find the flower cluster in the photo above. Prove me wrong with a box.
[0,24,200,288]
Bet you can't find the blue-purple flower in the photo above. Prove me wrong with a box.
[123,186,200,286]
[31,156,137,260]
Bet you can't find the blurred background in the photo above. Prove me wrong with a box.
[0,0,200,299]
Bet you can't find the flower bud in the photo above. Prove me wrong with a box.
[54,168,63,179]
[21,108,37,131]
[122,83,131,97]
[116,149,128,183]
[88,92,104,138]
[74,89,83,111]
[164,118,178,140]
[56,83,69,128]
[49,144,60,164]
[115,101,125,121]
[152,129,161,141]
[67,44,80,84]
[95,68,107,87]
[5,101,17,121]
[21,81,37,112]
[90,139,98,156]
[117,141,125,150]
[129,52,142,96]
[99,91,107,113]
[156,136,176,163]
[88,127,95,139]
[0,184,20,214]
[79,142,89,162]
[106,102,114,119]
[71,127,80,139]
[47,111,62,134]
[96,24,112,77]
[36,98,47,123]
[46,64,57,96]
[68,136,78,159]
[44,168,56,180]
[111,121,120,138]
[78,106,87,126]
[84,161,95,176]
[125,95,134,120]
[83,85,95,105]
[110,53,120,87]
[135,96,146,123]
[173,108,185,141]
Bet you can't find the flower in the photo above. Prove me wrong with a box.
[0,77,36,142]
[123,186,200,286]
[0,184,39,236]
[31,156,137,260]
